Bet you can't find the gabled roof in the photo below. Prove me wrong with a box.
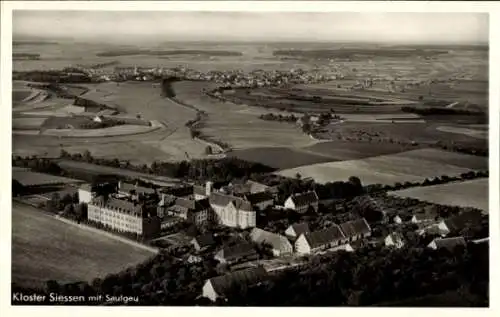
[244,192,274,205]
[304,225,345,249]
[340,218,371,238]
[210,192,254,212]
[209,192,234,207]
[387,232,404,243]
[175,197,210,212]
[287,223,310,237]
[193,234,215,249]
[215,242,257,261]
[119,182,155,195]
[431,237,467,250]
[208,267,268,296]
[193,185,206,196]
[413,213,436,221]
[288,191,318,207]
[444,210,482,233]
[90,196,143,217]
[250,228,292,252]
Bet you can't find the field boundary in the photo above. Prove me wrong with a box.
[54,216,160,254]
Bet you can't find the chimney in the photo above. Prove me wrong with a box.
[206,181,213,197]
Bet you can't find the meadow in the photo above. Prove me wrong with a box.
[390,178,488,212]
[12,202,156,288]
[276,148,487,185]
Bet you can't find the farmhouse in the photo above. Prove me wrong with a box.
[191,234,216,252]
[427,237,467,251]
[214,242,259,265]
[385,232,405,249]
[295,225,346,255]
[249,228,293,257]
[209,192,256,229]
[285,223,310,241]
[339,218,372,242]
[437,210,482,235]
[284,191,319,213]
[87,196,160,238]
[202,267,268,302]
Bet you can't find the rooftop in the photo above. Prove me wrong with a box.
[208,267,268,297]
[289,191,318,207]
[304,225,346,249]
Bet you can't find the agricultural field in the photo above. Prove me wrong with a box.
[13,169,84,187]
[230,141,412,169]
[315,121,488,152]
[171,81,316,149]
[57,159,180,185]
[13,81,211,164]
[276,148,487,185]
[390,178,488,212]
[12,117,47,130]
[11,202,156,287]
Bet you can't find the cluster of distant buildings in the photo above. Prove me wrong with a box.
[71,65,333,88]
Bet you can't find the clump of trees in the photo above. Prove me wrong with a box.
[222,243,488,307]
[259,113,298,123]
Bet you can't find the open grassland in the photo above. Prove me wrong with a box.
[390,178,488,212]
[12,202,155,287]
[171,81,316,149]
[276,148,487,185]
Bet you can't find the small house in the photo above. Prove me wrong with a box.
[339,218,372,242]
[438,210,482,235]
[285,223,310,241]
[202,267,268,302]
[249,228,293,257]
[191,234,216,252]
[284,191,319,214]
[295,225,346,255]
[385,232,405,249]
[244,191,275,211]
[427,236,467,251]
[214,242,259,265]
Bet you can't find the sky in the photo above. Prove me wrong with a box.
[13,11,489,44]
